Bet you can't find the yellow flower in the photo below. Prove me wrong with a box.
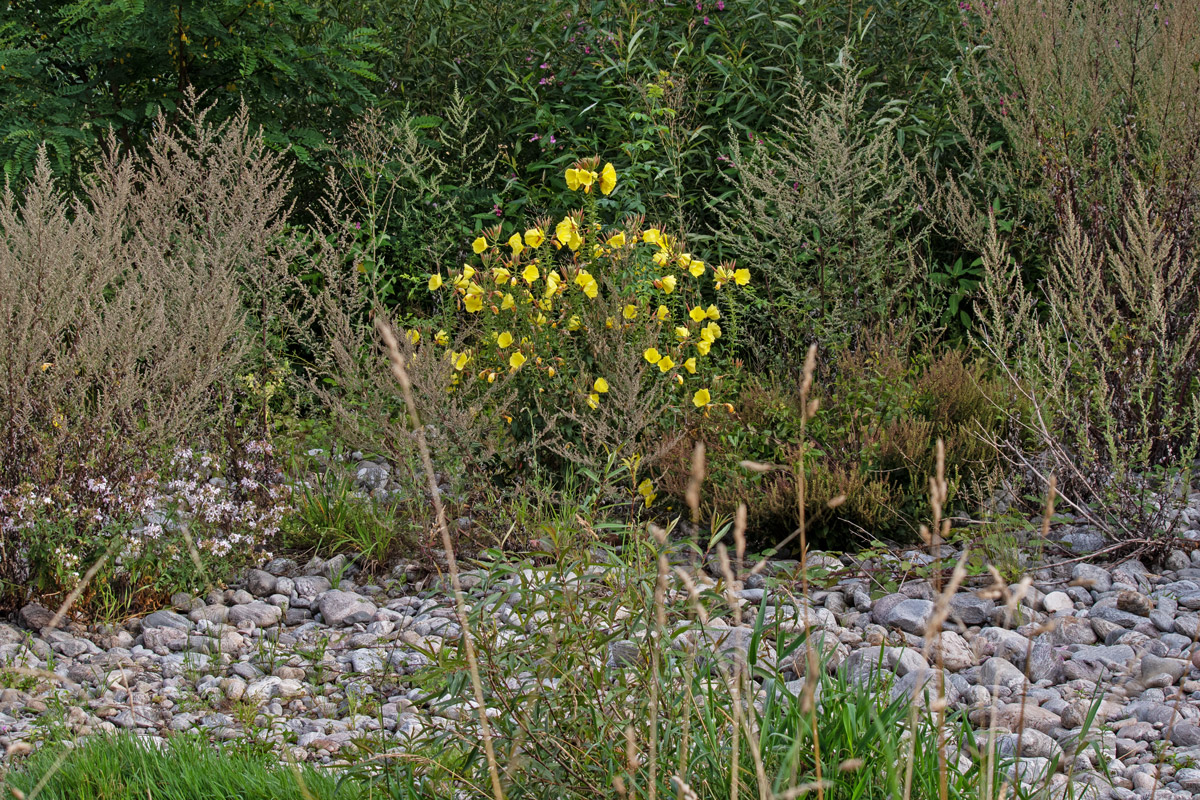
[659,275,677,294]
[472,236,487,254]
[435,329,450,346]
[522,263,540,284]
[525,228,545,248]
[637,478,656,507]
[587,392,600,409]
[594,377,609,394]
[643,347,662,364]
[508,233,524,257]
[600,162,617,195]
[642,228,661,245]
[568,315,582,331]
[706,321,722,340]
[706,305,720,321]
[606,230,626,249]
[535,312,548,325]
[656,305,670,322]
[689,306,707,323]
[509,351,527,370]
[606,316,616,329]
[578,169,597,191]
[544,272,562,297]
[675,326,690,341]
[700,327,715,344]
[565,167,581,191]
[492,267,511,285]
[501,293,516,311]
[428,274,444,291]
[497,331,513,349]
[696,339,712,356]
[652,250,670,267]
[692,388,711,407]
[734,267,751,286]
[683,357,697,374]
[463,265,476,280]
[623,304,638,320]
[454,351,471,371]
[678,253,692,269]
[548,367,556,377]
[406,329,420,345]
[657,355,675,372]
[582,280,598,298]
[689,260,706,278]
[464,294,484,313]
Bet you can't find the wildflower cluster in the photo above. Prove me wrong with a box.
[423,156,750,420]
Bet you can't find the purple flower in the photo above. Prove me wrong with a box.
[704,15,710,24]
[493,204,503,217]
[548,134,556,144]
[717,0,724,9]
[530,134,541,142]
[540,62,550,69]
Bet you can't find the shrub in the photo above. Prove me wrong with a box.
[975,188,1200,546]
[0,98,296,606]
[713,64,928,364]
[661,333,1011,548]
[421,158,752,485]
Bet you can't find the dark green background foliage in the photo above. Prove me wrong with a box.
[0,0,382,186]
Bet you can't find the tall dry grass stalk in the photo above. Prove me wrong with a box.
[377,318,505,800]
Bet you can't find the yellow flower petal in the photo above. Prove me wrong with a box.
[706,305,720,320]
[623,304,638,320]
[657,355,674,373]
[659,275,677,294]
[472,236,487,254]
[652,250,670,267]
[606,230,626,248]
[734,268,751,286]
[586,392,600,409]
[568,315,582,331]
[643,348,662,364]
[406,329,420,345]
[707,322,722,340]
[642,228,660,245]
[464,294,484,313]
[565,168,581,191]
[525,228,546,248]
[689,306,707,322]
[522,263,540,284]
[675,326,690,342]
[508,232,524,257]
[501,293,516,310]
[689,261,705,278]
[428,274,444,291]
[600,162,616,195]
[497,331,513,348]
[594,377,609,394]
[509,351,527,369]
[696,339,711,356]
[683,357,697,374]
[656,305,670,322]
[435,329,449,346]
[492,267,511,285]
[692,388,711,407]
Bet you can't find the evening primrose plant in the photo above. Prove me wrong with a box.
[423,157,750,474]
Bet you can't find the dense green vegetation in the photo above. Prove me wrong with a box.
[1,0,1198,619]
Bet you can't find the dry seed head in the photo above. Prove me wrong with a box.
[826,493,846,509]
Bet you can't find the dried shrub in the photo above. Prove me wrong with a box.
[975,187,1200,544]
[0,96,295,600]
